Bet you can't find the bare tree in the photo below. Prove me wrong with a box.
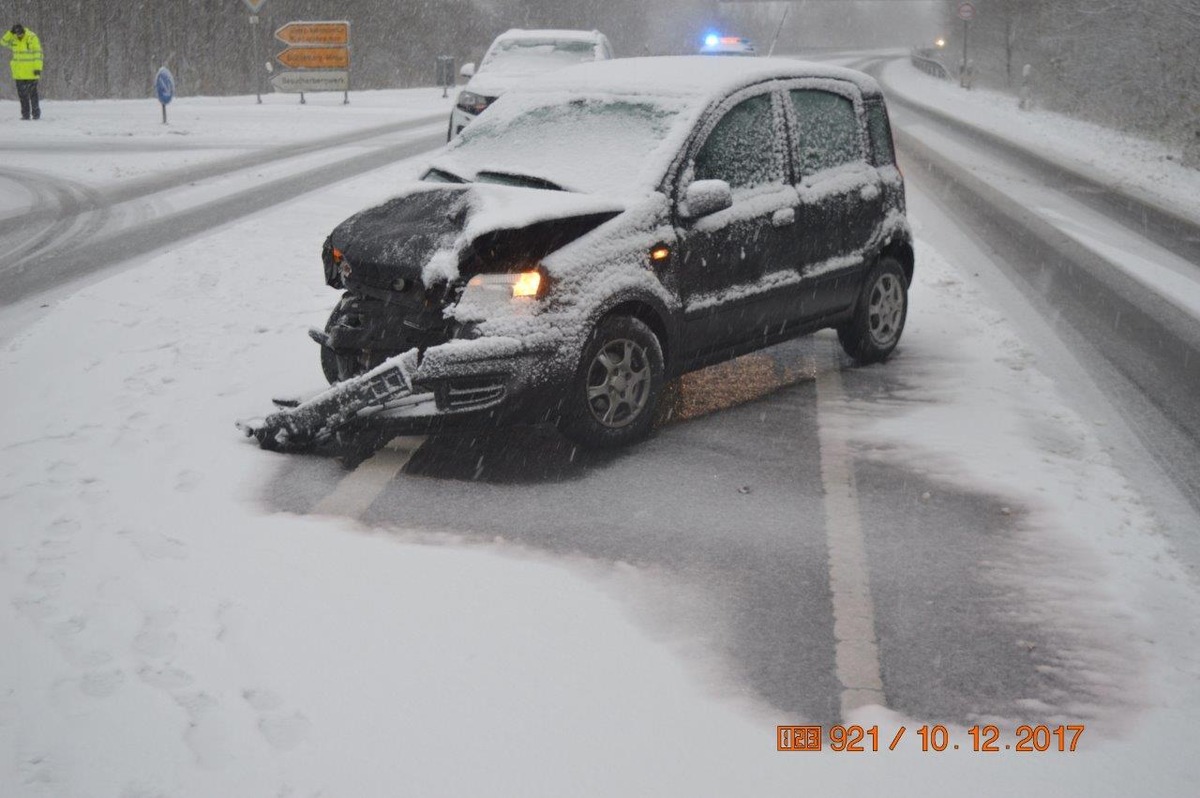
[937,0,1200,146]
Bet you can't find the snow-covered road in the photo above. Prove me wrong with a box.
[2,63,1199,796]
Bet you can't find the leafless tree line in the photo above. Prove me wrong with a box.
[0,0,719,101]
[938,0,1200,144]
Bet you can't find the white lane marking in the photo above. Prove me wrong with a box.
[311,436,426,518]
[815,341,886,717]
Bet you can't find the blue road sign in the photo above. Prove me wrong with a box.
[155,67,175,105]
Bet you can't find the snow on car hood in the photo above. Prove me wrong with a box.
[328,183,624,287]
[461,71,535,99]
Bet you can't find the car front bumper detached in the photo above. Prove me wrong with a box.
[238,349,424,454]
[239,334,563,457]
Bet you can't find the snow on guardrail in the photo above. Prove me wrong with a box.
[909,48,949,80]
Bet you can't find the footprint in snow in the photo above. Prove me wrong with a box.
[243,688,310,751]
[120,529,188,561]
[26,568,66,591]
[11,593,59,622]
[258,712,311,751]
[137,664,195,691]
[132,609,178,659]
[174,469,202,492]
[79,668,125,698]
[46,517,80,538]
[178,691,235,770]
[242,688,283,712]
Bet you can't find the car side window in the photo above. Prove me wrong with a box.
[693,93,783,191]
[865,100,896,166]
[789,89,863,174]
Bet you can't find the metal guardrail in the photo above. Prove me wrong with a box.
[910,48,950,80]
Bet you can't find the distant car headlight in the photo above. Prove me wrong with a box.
[466,269,546,300]
[456,91,492,116]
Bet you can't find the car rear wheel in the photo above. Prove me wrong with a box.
[560,316,664,449]
[837,256,908,364]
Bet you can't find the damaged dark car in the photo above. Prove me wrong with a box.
[248,56,913,453]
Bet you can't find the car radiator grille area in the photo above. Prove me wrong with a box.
[442,377,507,411]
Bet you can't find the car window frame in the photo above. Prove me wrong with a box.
[863,97,896,168]
[667,82,790,217]
[777,78,869,182]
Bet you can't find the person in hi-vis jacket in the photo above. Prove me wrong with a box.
[1,23,43,120]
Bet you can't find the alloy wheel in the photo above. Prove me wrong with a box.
[868,273,905,348]
[585,338,651,428]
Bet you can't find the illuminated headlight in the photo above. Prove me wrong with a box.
[456,91,492,116]
[465,270,544,300]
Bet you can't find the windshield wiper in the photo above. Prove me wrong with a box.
[475,170,565,192]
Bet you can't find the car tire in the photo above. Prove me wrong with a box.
[320,342,340,385]
[319,305,359,385]
[560,315,664,449]
[837,256,908,364]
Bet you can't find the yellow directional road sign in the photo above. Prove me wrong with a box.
[275,21,350,46]
[276,47,350,70]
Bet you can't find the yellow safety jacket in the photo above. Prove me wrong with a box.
[1,29,42,81]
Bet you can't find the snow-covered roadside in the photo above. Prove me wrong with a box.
[1,101,1198,795]
[0,87,452,189]
[880,59,1200,228]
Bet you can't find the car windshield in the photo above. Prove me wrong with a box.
[480,38,598,75]
[431,95,689,196]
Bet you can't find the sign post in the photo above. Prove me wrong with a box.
[243,0,269,104]
[436,56,455,98]
[274,20,351,105]
[155,66,175,124]
[957,2,975,89]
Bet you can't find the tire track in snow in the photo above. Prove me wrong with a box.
[0,125,446,306]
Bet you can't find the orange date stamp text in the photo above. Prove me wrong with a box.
[776,723,1085,753]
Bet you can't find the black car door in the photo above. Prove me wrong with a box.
[674,89,799,359]
[784,85,885,323]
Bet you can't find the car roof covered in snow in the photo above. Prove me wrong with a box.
[492,28,608,44]
[517,55,882,102]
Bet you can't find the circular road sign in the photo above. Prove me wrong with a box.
[155,67,175,105]
[958,2,976,21]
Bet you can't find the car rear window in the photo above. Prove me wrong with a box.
[789,89,863,174]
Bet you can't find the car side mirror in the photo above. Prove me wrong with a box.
[681,179,733,220]
[460,62,476,78]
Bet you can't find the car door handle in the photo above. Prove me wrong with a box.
[771,207,796,228]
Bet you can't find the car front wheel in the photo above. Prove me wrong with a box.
[560,316,664,449]
[319,304,366,385]
[837,256,909,364]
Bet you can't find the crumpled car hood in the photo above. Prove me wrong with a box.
[329,183,624,287]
